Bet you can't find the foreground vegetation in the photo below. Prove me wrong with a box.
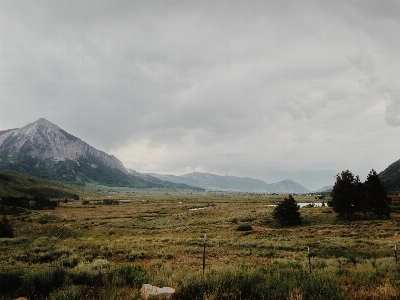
[1,193,400,299]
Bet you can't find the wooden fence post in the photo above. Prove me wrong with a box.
[203,233,206,274]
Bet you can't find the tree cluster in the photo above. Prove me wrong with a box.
[329,170,391,219]
[273,195,302,226]
[1,196,59,210]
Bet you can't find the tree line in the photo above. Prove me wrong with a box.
[0,196,59,210]
[329,169,391,219]
[272,169,391,227]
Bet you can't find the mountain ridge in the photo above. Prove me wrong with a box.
[147,172,310,193]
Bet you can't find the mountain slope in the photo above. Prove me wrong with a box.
[149,172,310,193]
[0,170,95,198]
[0,119,200,190]
[379,159,400,192]
[313,185,333,193]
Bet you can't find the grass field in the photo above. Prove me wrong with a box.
[1,193,400,299]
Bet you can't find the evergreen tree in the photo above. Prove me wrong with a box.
[365,169,391,218]
[330,170,359,218]
[0,214,14,238]
[273,195,302,226]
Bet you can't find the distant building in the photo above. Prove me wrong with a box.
[390,195,400,202]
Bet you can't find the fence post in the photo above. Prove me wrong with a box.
[308,246,311,274]
[395,244,398,264]
[203,233,206,274]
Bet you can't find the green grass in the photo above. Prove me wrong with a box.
[1,192,400,299]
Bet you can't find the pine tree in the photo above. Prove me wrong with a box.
[273,195,302,226]
[330,170,361,218]
[365,169,391,218]
[0,214,14,238]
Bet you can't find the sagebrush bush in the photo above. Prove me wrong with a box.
[49,280,82,300]
[21,265,67,298]
[109,264,149,288]
[69,259,110,285]
[236,224,253,231]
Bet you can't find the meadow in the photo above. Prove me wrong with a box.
[1,193,400,299]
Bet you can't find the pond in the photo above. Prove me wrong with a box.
[267,202,325,208]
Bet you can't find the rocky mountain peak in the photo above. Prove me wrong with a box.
[27,118,57,131]
[0,118,128,174]
[15,118,71,142]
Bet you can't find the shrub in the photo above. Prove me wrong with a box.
[236,225,253,231]
[0,214,14,238]
[69,259,110,285]
[0,268,23,293]
[21,265,67,298]
[102,199,119,205]
[49,284,82,300]
[109,264,149,288]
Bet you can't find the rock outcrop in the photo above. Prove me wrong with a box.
[140,284,175,300]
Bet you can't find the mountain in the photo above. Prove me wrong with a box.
[0,170,95,198]
[148,172,310,193]
[0,118,201,190]
[379,160,400,192]
[267,179,310,194]
[313,185,333,193]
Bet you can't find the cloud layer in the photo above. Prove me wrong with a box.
[1,1,400,190]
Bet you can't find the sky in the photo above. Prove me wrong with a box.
[1,0,400,191]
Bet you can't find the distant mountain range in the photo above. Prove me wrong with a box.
[146,172,311,194]
[0,118,338,193]
[0,118,201,191]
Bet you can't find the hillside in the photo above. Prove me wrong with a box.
[0,170,95,198]
[313,185,333,193]
[379,159,400,192]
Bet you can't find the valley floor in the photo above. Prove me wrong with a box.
[1,194,400,299]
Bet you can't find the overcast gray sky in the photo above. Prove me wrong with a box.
[1,0,400,190]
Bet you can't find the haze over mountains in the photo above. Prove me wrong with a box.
[1,118,396,193]
[148,172,310,193]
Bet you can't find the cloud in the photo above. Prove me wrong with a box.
[1,0,400,189]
